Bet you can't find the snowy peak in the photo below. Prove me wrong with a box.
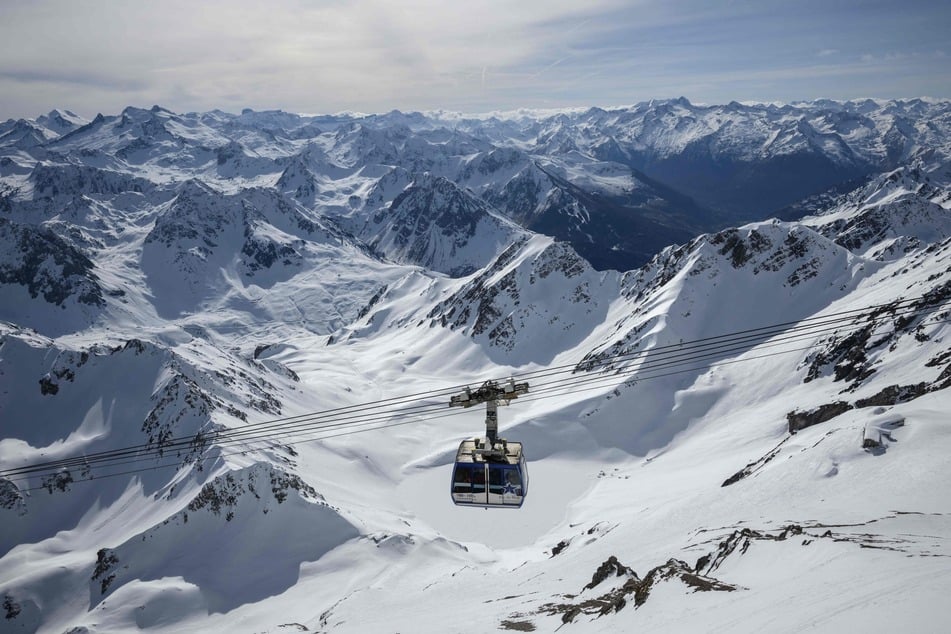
[117,105,172,137]
[424,235,615,360]
[145,179,231,247]
[144,181,331,294]
[35,109,88,136]
[583,220,874,376]
[276,155,319,202]
[361,172,527,276]
[234,107,310,132]
[0,119,56,150]
[213,139,273,179]
[361,165,414,211]
[805,165,951,260]
[0,111,88,153]
[467,98,951,220]
[330,122,405,168]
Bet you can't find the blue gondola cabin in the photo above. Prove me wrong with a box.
[451,438,528,508]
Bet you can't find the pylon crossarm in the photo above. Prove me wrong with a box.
[449,379,528,409]
[449,379,529,449]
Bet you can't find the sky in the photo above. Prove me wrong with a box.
[1,0,949,120]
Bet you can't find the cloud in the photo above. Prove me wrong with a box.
[0,68,147,92]
[0,0,949,118]
[0,0,634,116]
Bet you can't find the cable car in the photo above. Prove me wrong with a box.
[448,379,530,508]
[451,438,528,508]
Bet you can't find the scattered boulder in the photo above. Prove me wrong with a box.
[39,374,59,395]
[787,401,853,434]
[585,556,637,590]
[855,383,928,407]
[862,416,905,454]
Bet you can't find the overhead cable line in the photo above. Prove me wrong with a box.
[2,296,948,487]
[13,316,946,495]
[3,296,946,481]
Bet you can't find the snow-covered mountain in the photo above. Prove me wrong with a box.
[6,98,948,271]
[1,100,950,633]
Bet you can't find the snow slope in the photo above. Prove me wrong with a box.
[1,100,950,633]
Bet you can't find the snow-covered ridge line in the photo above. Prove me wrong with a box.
[4,96,950,274]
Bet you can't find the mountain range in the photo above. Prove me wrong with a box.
[1,98,950,632]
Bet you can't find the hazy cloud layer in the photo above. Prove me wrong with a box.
[1,0,949,119]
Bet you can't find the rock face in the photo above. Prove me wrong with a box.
[424,236,613,360]
[808,166,951,260]
[0,216,104,307]
[536,555,738,624]
[802,283,951,392]
[89,464,359,614]
[787,402,854,434]
[30,163,153,199]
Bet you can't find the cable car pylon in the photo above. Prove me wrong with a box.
[448,379,530,508]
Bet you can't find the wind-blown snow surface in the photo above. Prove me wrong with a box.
[1,101,951,633]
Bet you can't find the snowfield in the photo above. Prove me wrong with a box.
[1,99,951,633]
